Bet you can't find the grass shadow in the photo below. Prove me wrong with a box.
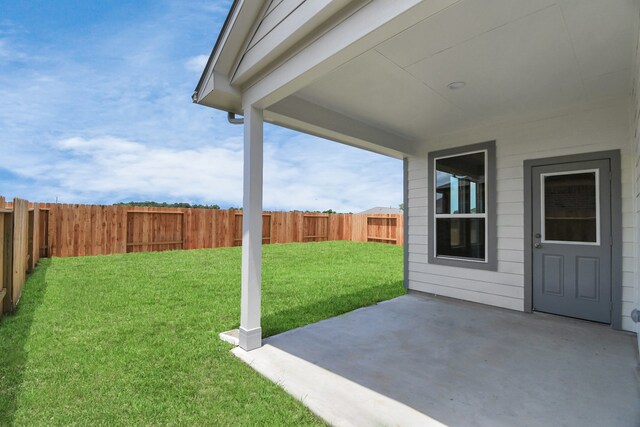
[0,258,51,425]
[262,281,405,338]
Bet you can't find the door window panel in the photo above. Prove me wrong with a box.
[543,171,597,243]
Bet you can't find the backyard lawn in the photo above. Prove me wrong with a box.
[0,241,404,426]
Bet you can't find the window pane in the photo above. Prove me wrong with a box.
[544,172,597,242]
[436,152,485,214]
[436,218,485,260]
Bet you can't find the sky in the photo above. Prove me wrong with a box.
[0,0,402,213]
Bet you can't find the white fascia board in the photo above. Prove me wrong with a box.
[194,0,263,109]
[197,70,243,113]
[215,1,264,77]
[265,96,416,159]
[242,0,461,110]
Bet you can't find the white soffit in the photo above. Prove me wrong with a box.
[559,0,637,80]
[293,0,639,141]
[375,0,557,68]
[296,49,465,141]
[405,5,584,121]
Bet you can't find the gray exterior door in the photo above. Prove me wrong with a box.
[532,159,611,323]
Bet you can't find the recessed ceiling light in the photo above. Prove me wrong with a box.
[447,81,466,90]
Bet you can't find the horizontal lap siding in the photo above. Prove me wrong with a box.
[620,126,637,332]
[634,146,640,335]
[632,36,640,343]
[407,99,637,331]
[246,0,305,52]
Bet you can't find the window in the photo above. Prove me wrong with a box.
[542,170,599,244]
[428,141,496,270]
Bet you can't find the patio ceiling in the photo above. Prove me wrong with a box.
[288,0,639,142]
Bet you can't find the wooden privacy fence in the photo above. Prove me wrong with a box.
[33,203,403,258]
[0,197,41,317]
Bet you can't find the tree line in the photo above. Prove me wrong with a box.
[113,202,344,213]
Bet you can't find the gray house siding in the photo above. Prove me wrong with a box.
[232,0,353,86]
[635,140,640,345]
[407,98,636,331]
[632,30,640,348]
[246,0,305,52]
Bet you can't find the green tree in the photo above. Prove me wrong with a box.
[114,201,221,209]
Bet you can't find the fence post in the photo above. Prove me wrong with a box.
[2,208,13,314]
[0,197,6,316]
[10,198,29,311]
[28,208,34,272]
[0,197,3,316]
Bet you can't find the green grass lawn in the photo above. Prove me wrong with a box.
[0,241,404,426]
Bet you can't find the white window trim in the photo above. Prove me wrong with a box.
[540,168,600,246]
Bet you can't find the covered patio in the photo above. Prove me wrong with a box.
[195,0,640,350]
[194,1,640,424]
[233,293,639,426]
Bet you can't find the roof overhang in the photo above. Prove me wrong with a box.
[193,0,263,113]
[193,0,442,159]
[193,0,640,160]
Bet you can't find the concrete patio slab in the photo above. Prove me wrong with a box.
[232,294,639,427]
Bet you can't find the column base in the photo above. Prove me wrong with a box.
[239,326,262,351]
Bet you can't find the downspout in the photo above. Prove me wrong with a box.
[228,112,244,125]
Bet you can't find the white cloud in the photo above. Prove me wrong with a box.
[57,137,141,153]
[46,135,245,204]
[0,39,9,57]
[185,54,209,72]
[3,133,401,213]
[0,38,28,62]
[0,1,402,213]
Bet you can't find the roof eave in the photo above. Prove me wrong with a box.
[193,0,264,110]
[193,0,239,100]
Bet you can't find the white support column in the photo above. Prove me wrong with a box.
[239,105,263,351]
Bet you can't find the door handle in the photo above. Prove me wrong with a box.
[534,243,542,249]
